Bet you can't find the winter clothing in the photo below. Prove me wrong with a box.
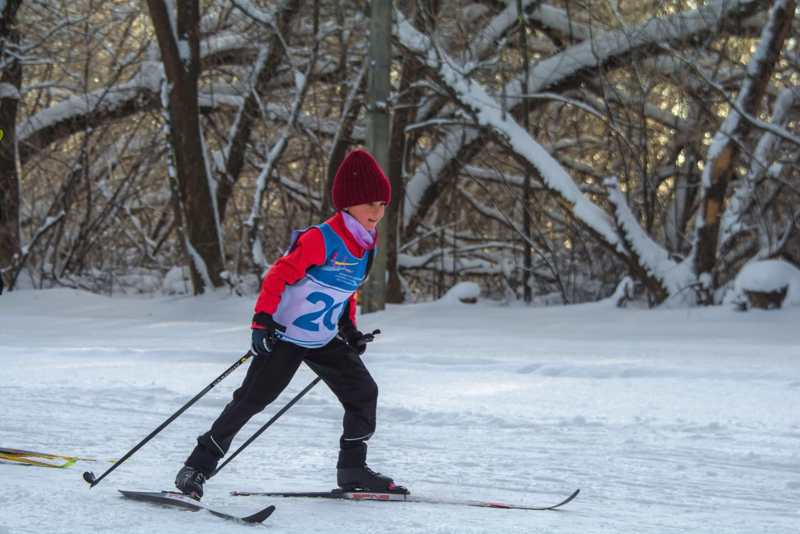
[340,327,375,357]
[175,465,206,499]
[185,337,378,475]
[332,149,391,210]
[251,329,277,356]
[250,313,285,356]
[252,212,362,332]
[269,222,370,349]
[342,210,377,250]
[179,205,396,495]
[337,465,407,493]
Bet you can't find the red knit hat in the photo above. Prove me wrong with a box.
[332,149,392,210]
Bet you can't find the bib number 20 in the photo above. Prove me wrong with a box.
[293,292,344,332]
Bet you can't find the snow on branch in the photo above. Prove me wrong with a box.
[17,63,161,138]
[699,0,794,193]
[398,250,504,275]
[403,126,480,228]
[720,87,799,250]
[200,32,252,63]
[403,2,581,231]
[510,0,761,99]
[0,82,19,99]
[605,177,688,298]
[185,240,214,291]
[20,212,64,256]
[16,29,256,165]
[669,48,800,149]
[400,0,761,236]
[231,0,275,27]
[463,165,540,189]
[525,3,593,41]
[279,174,322,210]
[245,1,318,269]
[396,10,622,251]
[469,1,594,62]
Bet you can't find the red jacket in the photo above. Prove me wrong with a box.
[253,211,364,329]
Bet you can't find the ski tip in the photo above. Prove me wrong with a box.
[550,488,580,510]
[242,504,276,523]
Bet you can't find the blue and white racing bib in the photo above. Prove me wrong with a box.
[273,224,369,348]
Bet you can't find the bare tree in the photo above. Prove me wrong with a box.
[146,0,225,293]
[692,0,796,303]
[0,0,23,290]
[5,0,797,309]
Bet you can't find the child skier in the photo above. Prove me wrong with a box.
[175,149,406,499]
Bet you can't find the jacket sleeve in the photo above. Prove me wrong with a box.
[338,294,359,333]
[253,228,326,323]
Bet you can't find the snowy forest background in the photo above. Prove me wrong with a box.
[1,0,799,309]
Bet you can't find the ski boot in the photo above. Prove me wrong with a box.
[337,465,408,494]
[175,465,207,499]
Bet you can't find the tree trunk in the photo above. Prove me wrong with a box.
[517,0,533,304]
[384,55,417,304]
[0,0,23,290]
[361,0,392,313]
[385,3,428,304]
[146,0,224,293]
[692,0,795,303]
[323,66,367,216]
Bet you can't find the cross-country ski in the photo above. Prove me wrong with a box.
[118,490,275,524]
[231,488,580,511]
[0,447,104,469]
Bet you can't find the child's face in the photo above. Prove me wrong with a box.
[346,201,386,232]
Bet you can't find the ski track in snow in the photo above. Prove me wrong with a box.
[1,288,799,533]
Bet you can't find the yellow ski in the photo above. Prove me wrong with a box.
[0,447,104,469]
[0,452,77,468]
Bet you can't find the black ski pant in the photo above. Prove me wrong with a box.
[185,337,378,476]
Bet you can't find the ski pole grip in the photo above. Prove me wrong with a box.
[362,329,381,344]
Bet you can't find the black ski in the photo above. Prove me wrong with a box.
[119,490,275,523]
[231,487,579,511]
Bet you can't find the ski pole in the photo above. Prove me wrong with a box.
[83,351,254,488]
[213,330,380,477]
[213,375,322,477]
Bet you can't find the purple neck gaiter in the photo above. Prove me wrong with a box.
[341,211,376,250]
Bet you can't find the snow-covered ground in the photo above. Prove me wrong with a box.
[1,289,799,533]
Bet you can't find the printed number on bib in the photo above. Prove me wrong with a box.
[293,292,344,332]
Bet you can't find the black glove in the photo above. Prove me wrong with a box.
[340,327,380,356]
[251,313,286,356]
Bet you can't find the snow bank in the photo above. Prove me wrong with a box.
[162,265,192,295]
[732,259,800,308]
[604,276,635,307]
[437,281,481,304]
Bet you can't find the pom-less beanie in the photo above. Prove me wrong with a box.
[332,149,392,210]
